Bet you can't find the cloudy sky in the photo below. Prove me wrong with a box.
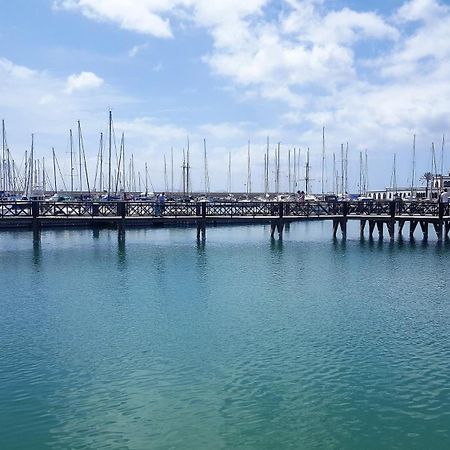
[1,0,450,193]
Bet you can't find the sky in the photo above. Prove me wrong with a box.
[1,0,450,193]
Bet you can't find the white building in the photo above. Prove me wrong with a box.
[367,173,450,201]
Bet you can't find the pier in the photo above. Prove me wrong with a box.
[1,199,449,240]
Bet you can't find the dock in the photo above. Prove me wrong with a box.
[1,200,449,240]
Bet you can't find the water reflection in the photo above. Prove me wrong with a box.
[332,237,347,252]
[117,228,126,269]
[270,237,284,255]
[32,228,41,269]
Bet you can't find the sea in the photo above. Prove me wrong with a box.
[1,222,450,449]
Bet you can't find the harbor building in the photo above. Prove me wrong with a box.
[367,173,450,200]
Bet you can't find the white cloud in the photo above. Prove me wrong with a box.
[396,0,448,23]
[0,57,35,79]
[128,42,149,57]
[54,0,267,41]
[65,71,104,93]
[54,0,175,38]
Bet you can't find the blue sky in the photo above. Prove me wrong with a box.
[1,0,450,193]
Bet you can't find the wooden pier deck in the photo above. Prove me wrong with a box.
[1,200,449,240]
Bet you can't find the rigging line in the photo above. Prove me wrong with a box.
[55,150,68,192]
[93,133,102,191]
[115,134,124,194]
[79,123,91,194]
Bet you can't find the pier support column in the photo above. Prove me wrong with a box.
[433,221,443,241]
[196,221,206,240]
[410,220,418,239]
[341,219,347,239]
[31,200,40,232]
[197,202,207,240]
[117,201,126,230]
[92,203,99,219]
[360,219,367,237]
[332,219,347,239]
[398,219,405,235]
[420,221,428,240]
[332,219,339,238]
[368,220,376,238]
[445,221,450,238]
[387,220,395,240]
[376,221,384,239]
[271,219,284,239]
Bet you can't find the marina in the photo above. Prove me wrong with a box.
[3,2,450,449]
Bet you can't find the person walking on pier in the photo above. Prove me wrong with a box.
[297,190,305,205]
[157,192,166,216]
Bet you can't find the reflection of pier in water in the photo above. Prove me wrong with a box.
[1,200,450,240]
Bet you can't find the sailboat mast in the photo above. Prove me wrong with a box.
[276,142,280,195]
[333,152,336,195]
[70,129,74,195]
[411,134,416,198]
[293,148,297,193]
[228,151,232,194]
[52,147,57,194]
[305,147,310,195]
[1,119,5,192]
[340,144,344,197]
[359,151,363,196]
[122,133,126,195]
[24,150,28,195]
[99,133,103,192]
[186,138,190,196]
[392,153,397,194]
[365,150,369,194]
[441,134,445,190]
[78,120,83,193]
[265,136,269,195]
[247,140,251,195]
[321,126,325,196]
[171,147,174,194]
[182,149,186,197]
[203,138,208,196]
[345,142,349,195]
[29,134,34,198]
[132,153,135,192]
[145,162,148,196]
[108,110,112,197]
[288,149,291,193]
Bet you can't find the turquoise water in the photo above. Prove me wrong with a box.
[1,223,450,450]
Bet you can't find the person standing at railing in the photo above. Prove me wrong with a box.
[297,190,305,205]
[439,190,449,203]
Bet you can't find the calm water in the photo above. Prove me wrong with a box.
[1,222,450,450]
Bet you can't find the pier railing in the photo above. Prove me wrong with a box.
[0,200,449,220]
